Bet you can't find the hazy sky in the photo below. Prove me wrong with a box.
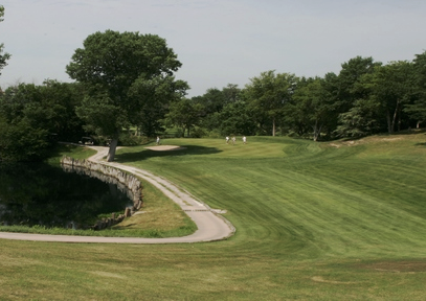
[1,0,425,96]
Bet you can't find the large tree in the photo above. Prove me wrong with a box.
[0,5,11,76]
[66,30,185,161]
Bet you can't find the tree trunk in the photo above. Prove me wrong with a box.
[313,120,322,142]
[106,132,119,162]
[272,117,276,137]
[387,111,392,134]
[397,115,401,132]
[391,101,399,134]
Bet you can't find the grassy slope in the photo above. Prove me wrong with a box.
[1,133,426,300]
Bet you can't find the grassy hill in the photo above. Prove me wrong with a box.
[2,132,426,300]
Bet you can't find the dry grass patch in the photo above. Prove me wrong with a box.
[115,208,188,231]
[355,260,426,273]
[91,271,127,279]
[311,276,358,285]
[0,254,43,267]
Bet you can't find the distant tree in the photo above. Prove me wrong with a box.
[222,83,241,105]
[165,98,203,137]
[0,6,11,76]
[194,88,226,116]
[128,75,188,137]
[337,56,381,113]
[66,30,185,161]
[336,98,381,137]
[245,71,297,136]
[371,61,416,133]
[404,51,426,128]
[291,77,337,141]
[217,101,256,136]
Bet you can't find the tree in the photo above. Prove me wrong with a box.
[165,99,203,137]
[128,75,188,137]
[337,56,381,114]
[66,30,185,161]
[0,6,11,76]
[217,101,256,136]
[0,82,86,161]
[291,77,337,141]
[245,71,297,136]
[404,51,426,128]
[370,61,416,133]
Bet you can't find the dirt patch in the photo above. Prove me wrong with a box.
[381,138,402,141]
[145,145,186,151]
[355,260,426,273]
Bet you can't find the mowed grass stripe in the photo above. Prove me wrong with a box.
[119,137,426,258]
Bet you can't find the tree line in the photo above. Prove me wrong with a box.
[174,54,426,142]
[1,5,425,161]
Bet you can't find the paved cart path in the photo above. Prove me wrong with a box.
[0,146,235,244]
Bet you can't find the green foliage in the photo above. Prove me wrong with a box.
[165,98,203,137]
[67,30,187,160]
[0,82,86,161]
[0,118,50,161]
[118,132,147,146]
[336,98,381,137]
[217,101,256,136]
[290,77,337,140]
[245,70,297,136]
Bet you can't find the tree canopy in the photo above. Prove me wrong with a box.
[66,30,187,161]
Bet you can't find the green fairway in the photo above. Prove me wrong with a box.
[2,133,426,300]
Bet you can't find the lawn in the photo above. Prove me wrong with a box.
[1,132,426,300]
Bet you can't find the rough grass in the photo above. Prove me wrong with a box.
[1,132,426,300]
[46,143,97,163]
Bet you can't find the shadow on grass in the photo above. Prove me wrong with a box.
[115,145,222,163]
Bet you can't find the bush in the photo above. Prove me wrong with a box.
[119,133,148,146]
[190,127,206,138]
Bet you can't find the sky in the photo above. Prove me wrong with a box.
[0,0,425,97]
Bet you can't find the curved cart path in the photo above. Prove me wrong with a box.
[0,146,235,244]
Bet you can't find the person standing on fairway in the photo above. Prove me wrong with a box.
[156,136,160,145]
[242,136,247,144]
[226,136,229,144]
[232,136,236,144]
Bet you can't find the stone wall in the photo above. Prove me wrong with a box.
[60,156,143,211]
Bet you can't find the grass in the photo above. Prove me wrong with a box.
[1,132,426,300]
[46,143,97,163]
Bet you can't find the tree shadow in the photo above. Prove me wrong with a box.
[114,145,222,163]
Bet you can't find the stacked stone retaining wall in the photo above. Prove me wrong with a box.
[61,156,143,210]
